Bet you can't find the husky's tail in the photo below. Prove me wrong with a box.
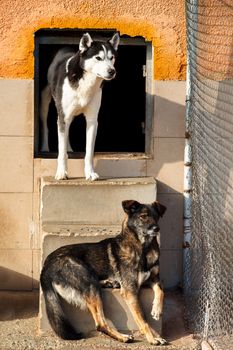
[41,281,81,340]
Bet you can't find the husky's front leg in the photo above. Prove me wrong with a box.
[84,116,99,181]
[55,117,70,180]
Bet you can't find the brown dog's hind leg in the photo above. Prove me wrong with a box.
[86,296,133,343]
[122,289,167,345]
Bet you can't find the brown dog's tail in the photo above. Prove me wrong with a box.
[41,278,81,340]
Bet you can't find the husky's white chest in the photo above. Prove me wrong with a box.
[61,75,101,117]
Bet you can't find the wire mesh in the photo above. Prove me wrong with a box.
[185,1,233,349]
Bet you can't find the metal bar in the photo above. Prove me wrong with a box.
[145,43,154,156]
[183,28,192,291]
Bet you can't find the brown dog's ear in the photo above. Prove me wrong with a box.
[122,200,141,214]
[152,201,167,217]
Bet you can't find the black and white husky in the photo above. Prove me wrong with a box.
[40,32,120,180]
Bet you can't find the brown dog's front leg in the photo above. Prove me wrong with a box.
[151,282,164,321]
[149,268,164,321]
[122,289,167,345]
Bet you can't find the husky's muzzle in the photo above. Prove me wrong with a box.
[107,68,116,79]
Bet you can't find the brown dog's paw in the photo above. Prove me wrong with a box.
[150,337,168,345]
[100,279,121,288]
[151,302,163,321]
[123,334,134,343]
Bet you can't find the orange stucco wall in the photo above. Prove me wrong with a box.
[0,0,186,80]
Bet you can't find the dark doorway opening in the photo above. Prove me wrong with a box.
[34,29,152,158]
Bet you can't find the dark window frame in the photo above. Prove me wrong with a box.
[34,29,153,159]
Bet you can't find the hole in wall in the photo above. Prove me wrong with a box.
[34,29,153,158]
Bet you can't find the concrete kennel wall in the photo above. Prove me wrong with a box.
[0,0,186,290]
[0,0,186,80]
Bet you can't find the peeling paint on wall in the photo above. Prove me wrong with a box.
[0,0,186,80]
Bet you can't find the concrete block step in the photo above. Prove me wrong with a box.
[40,232,161,336]
[39,177,159,336]
[41,230,120,261]
[41,177,157,229]
[40,287,161,334]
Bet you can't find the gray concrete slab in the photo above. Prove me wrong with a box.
[41,177,157,227]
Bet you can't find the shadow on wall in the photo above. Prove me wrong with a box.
[0,266,38,312]
[0,267,39,320]
[156,182,184,290]
[0,266,38,290]
[154,95,185,138]
[149,94,185,289]
[156,181,183,249]
[0,269,38,321]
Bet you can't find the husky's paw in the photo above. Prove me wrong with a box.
[151,302,163,320]
[150,337,168,346]
[55,169,68,180]
[85,171,99,181]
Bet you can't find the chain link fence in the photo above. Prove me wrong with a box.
[184,1,233,349]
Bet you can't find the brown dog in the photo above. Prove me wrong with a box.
[40,200,167,345]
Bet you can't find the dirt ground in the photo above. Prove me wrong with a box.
[0,291,200,350]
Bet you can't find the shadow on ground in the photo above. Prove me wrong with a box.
[0,290,199,350]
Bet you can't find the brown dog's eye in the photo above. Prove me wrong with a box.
[139,214,148,220]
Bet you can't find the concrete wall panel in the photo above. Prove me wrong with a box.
[0,136,33,193]
[0,79,33,137]
[0,193,33,249]
[154,81,186,138]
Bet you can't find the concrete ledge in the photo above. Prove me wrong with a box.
[41,231,120,264]
[41,177,157,227]
[42,176,156,187]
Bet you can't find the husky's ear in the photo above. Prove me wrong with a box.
[122,200,141,214]
[152,201,167,218]
[79,33,93,53]
[109,32,120,51]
